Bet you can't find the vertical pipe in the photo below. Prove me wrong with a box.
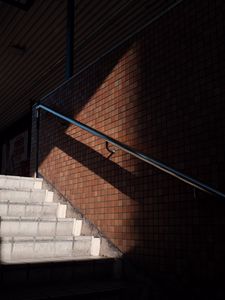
[66,0,74,79]
[35,106,40,178]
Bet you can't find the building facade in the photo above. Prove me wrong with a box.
[1,0,225,294]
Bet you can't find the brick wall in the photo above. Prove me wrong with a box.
[31,0,225,288]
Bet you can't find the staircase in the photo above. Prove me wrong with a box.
[0,175,140,299]
[0,175,100,262]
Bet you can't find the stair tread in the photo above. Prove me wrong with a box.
[0,216,75,221]
[0,175,43,181]
[1,235,93,241]
[0,200,58,206]
[0,188,44,193]
[1,255,109,265]
[0,175,102,263]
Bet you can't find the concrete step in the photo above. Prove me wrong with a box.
[0,189,53,203]
[1,236,101,261]
[0,175,104,285]
[0,217,82,237]
[0,175,43,190]
[0,201,67,218]
[2,255,102,264]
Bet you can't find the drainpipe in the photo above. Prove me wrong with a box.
[66,0,74,79]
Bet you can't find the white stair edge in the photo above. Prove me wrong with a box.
[72,219,82,236]
[45,190,54,202]
[91,237,101,256]
[56,204,67,218]
[34,180,43,189]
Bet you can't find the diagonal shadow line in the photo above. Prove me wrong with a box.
[38,41,133,175]
[54,132,145,202]
[43,42,132,127]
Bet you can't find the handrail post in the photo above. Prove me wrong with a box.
[35,105,40,178]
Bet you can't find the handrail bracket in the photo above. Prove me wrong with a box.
[105,141,117,158]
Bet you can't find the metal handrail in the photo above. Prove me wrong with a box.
[36,103,225,199]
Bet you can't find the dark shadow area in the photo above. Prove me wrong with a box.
[41,40,132,123]
[0,113,31,176]
[27,0,225,298]
[52,131,147,202]
[122,0,225,297]
[4,1,225,298]
[0,258,139,299]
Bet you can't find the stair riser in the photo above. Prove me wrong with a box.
[0,203,66,218]
[0,190,53,203]
[0,177,43,190]
[0,220,77,236]
[1,239,92,261]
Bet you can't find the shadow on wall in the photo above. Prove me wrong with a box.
[46,132,147,202]
[124,0,225,292]
[34,0,225,294]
